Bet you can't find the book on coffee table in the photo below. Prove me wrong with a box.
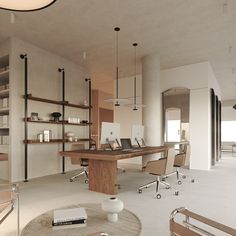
[52,207,87,230]
[53,207,87,223]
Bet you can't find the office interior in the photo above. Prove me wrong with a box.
[0,1,236,235]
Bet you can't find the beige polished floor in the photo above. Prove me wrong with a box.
[1,152,236,236]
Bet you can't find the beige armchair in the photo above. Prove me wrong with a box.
[0,183,19,236]
[174,144,194,184]
[69,144,89,183]
[138,147,175,199]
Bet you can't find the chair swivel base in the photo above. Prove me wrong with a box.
[70,168,89,183]
[175,167,195,185]
[138,176,171,199]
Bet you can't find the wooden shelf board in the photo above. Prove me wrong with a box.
[24,138,91,144]
[24,94,65,105]
[25,118,92,126]
[0,153,8,161]
[0,127,9,129]
[0,107,9,114]
[66,103,91,109]
[0,89,9,98]
[24,94,91,109]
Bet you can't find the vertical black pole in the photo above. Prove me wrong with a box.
[219,101,222,159]
[20,54,28,182]
[58,68,65,174]
[85,78,92,148]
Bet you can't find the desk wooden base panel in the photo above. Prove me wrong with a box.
[89,160,117,195]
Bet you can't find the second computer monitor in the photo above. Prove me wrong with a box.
[131,125,144,146]
[100,122,121,145]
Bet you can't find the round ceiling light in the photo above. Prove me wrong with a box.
[0,0,57,12]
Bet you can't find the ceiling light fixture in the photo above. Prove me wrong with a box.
[0,0,57,12]
[125,43,145,110]
[114,27,121,106]
[133,43,138,111]
[105,27,129,106]
[223,2,228,14]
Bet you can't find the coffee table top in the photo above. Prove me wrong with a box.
[21,203,141,236]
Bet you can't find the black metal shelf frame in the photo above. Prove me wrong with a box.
[20,55,92,181]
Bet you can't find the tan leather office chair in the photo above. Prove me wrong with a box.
[69,144,89,183]
[174,144,194,184]
[138,147,175,199]
[0,183,19,236]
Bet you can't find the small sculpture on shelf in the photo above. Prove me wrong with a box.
[51,112,61,122]
[66,132,75,142]
[31,112,39,121]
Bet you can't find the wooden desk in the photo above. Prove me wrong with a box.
[60,146,167,195]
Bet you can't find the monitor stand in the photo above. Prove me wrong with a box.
[135,138,146,148]
[106,138,121,151]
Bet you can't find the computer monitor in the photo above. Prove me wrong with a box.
[131,125,145,147]
[100,122,121,149]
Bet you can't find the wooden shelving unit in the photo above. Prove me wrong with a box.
[0,55,9,180]
[21,55,92,181]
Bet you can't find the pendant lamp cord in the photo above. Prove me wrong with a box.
[114,27,120,106]
[133,43,138,110]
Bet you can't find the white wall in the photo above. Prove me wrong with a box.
[189,88,211,170]
[161,62,220,170]
[9,37,90,182]
[222,106,236,121]
[113,62,221,170]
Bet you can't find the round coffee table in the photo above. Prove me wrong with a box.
[21,203,141,236]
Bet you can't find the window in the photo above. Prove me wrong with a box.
[221,121,236,141]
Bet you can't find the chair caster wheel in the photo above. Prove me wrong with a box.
[166,186,171,189]
[70,179,73,182]
[85,180,89,184]
[178,180,182,185]
[138,189,142,194]
[191,179,195,183]
[175,191,179,196]
[156,194,161,199]
[122,169,126,173]
[182,175,186,179]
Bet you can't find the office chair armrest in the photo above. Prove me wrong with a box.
[145,158,167,174]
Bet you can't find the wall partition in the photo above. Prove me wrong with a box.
[210,88,221,165]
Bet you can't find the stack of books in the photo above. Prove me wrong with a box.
[52,207,87,230]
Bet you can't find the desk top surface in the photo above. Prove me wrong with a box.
[60,146,167,161]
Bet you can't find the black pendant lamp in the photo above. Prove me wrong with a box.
[105,27,129,106]
[133,43,138,111]
[0,0,57,12]
[114,27,120,106]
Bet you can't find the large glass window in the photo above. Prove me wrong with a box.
[221,121,236,141]
[165,109,181,142]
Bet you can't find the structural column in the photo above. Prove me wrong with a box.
[142,53,162,166]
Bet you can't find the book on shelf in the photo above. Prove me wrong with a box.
[53,207,87,223]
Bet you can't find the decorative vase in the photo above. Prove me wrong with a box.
[101,197,124,222]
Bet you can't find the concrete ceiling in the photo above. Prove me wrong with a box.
[0,0,236,100]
